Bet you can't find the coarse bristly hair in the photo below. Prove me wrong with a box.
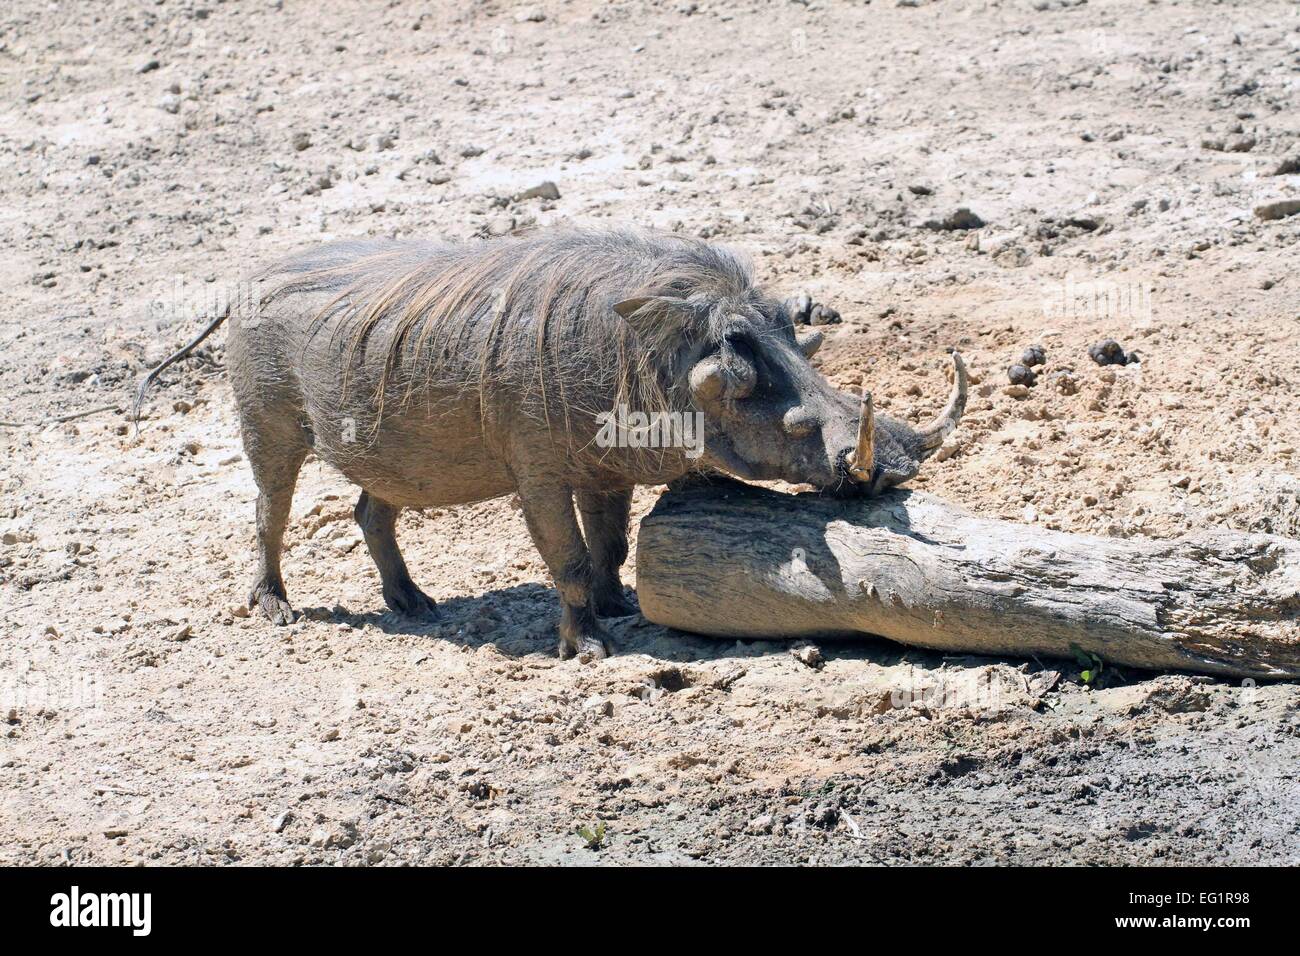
[254,228,770,456]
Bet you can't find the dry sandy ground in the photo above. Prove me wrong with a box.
[2,0,1299,865]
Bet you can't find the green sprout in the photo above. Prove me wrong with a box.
[577,821,607,850]
[1071,645,1105,685]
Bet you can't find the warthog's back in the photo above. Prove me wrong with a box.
[226,230,756,505]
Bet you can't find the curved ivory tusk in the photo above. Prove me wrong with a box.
[847,389,875,482]
[916,351,968,454]
[796,330,824,359]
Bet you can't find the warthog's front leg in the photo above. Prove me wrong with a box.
[516,480,612,660]
[576,488,638,618]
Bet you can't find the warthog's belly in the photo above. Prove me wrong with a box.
[306,399,515,509]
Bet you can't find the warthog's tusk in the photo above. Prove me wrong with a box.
[847,389,875,482]
[916,351,968,454]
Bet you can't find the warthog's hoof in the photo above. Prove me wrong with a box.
[558,631,612,662]
[382,581,439,621]
[250,582,296,626]
[593,589,639,618]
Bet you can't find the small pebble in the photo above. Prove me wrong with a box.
[514,180,560,202]
[808,303,841,326]
[1008,363,1037,386]
[923,207,985,231]
[1020,345,1046,367]
[1047,369,1079,395]
[791,643,823,669]
[1088,339,1129,366]
[1253,199,1300,221]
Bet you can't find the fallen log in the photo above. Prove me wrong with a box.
[634,480,1300,679]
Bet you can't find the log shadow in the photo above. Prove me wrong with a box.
[298,579,1107,684]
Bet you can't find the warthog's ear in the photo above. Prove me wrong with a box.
[612,297,656,319]
[612,296,699,343]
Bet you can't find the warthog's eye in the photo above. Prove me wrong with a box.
[691,335,758,404]
[725,335,756,368]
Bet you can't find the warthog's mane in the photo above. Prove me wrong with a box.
[256,229,766,461]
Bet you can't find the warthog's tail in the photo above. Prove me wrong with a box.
[131,306,230,428]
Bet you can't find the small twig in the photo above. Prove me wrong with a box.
[838,811,885,862]
[94,784,147,797]
[841,811,863,840]
[0,404,121,429]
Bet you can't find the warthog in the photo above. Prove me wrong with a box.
[136,229,966,658]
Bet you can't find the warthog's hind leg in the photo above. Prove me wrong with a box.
[576,488,638,618]
[355,491,438,620]
[244,431,307,626]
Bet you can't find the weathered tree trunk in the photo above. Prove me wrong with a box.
[635,481,1300,679]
